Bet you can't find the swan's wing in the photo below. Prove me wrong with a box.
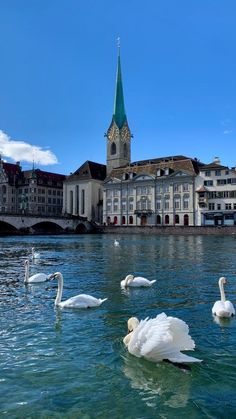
[128,313,173,362]
[168,316,195,351]
[128,313,200,363]
[131,277,150,286]
[28,273,48,283]
[62,293,105,308]
[225,301,235,315]
[213,300,235,316]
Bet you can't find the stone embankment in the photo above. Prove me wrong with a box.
[97,225,236,235]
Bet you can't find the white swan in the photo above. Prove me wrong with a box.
[121,274,156,288]
[123,313,202,364]
[24,259,49,283]
[212,277,235,318]
[114,239,120,246]
[32,247,40,260]
[49,272,108,309]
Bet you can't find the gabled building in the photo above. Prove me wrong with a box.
[196,158,236,226]
[63,160,106,223]
[0,157,65,216]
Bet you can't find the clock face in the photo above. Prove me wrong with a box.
[121,125,130,140]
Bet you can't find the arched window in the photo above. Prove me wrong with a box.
[184,214,189,226]
[175,214,179,224]
[111,142,116,155]
[165,214,169,224]
[114,216,118,225]
[2,185,6,194]
[123,143,127,157]
[156,214,161,224]
[122,216,126,225]
[107,216,111,225]
[129,215,133,224]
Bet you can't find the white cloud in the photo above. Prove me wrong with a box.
[223,129,233,135]
[0,130,58,165]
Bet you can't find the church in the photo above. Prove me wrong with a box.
[63,47,236,227]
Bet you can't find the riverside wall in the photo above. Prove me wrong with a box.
[97,225,236,235]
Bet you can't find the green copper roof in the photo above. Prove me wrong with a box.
[113,51,127,129]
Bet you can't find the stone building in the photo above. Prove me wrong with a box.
[63,160,106,223]
[0,157,65,216]
[103,155,203,226]
[102,48,204,226]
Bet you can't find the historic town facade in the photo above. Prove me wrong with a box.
[102,49,236,227]
[0,157,65,216]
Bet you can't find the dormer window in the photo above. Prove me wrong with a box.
[164,168,169,176]
[156,169,161,177]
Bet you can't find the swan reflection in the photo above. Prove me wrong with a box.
[123,355,191,408]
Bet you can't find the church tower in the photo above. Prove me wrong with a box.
[106,42,132,175]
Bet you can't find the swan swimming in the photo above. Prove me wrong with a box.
[24,259,49,283]
[121,274,156,288]
[32,247,40,260]
[114,239,120,246]
[49,272,108,309]
[123,313,202,364]
[212,277,235,318]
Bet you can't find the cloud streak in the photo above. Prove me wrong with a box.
[0,130,58,165]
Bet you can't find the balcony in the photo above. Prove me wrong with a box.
[134,209,154,216]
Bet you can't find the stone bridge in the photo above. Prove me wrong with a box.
[0,214,94,234]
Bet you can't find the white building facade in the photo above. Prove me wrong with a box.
[103,156,200,226]
[63,161,106,223]
[196,159,236,226]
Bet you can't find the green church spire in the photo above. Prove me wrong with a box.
[113,40,127,129]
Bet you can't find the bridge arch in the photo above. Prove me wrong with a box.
[0,221,18,234]
[75,223,88,234]
[31,221,64,234]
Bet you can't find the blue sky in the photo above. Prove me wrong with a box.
[0,0,235,175]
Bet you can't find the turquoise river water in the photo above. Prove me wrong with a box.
[0,234,236,418]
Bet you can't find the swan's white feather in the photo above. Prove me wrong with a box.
[127,313,201,363]
[121,275,156,288]
[27,273,49,283]
[212,300,235,317]
[59,294,107,309]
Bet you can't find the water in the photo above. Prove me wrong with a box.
[0,234,236,418]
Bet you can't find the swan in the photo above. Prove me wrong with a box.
[121,274,156,288]
[123,313,202,364]
[49,272,108,309]
[212,277,235,318]
[24,259,49,283]
[32,247,40,260]
[114,239,120,246]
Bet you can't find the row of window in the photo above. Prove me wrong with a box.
[106,183,190,198]
[106,196,190,212]
[204,178,236,186]
[207,190,236,198]
[208,203,236,210]
[204,169,229,177]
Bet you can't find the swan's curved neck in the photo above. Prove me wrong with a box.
[24,263,29,283]
[55,274,63,306]
[125,275,133,286]
[219,280,226,302]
